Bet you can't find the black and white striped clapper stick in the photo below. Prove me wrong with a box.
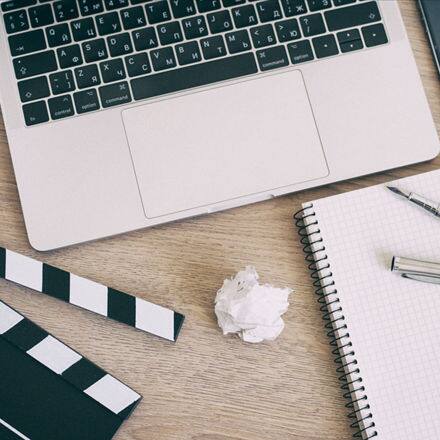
[0,247,184,342]
[0,299,141,439]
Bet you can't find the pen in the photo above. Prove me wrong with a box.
[391,256,440,284]
[386,186,440,217]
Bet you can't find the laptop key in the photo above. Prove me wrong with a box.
[2,1,36,13]
[333,0,356,5]
[57,44,83,68]
[207,10,233,33]
[176,41,202,65]
[131,52,257,100]
[275,18,301,42]
[231,5,257,28]
[339,39,363,53]
[46,23,72,47]
[287,39,314,63]
[157,21,184,45]
[150,47,177,71]
[18,76,50,103]
[103,0,128,10]
[99,81,132,108]
[120,6,146,30]
[250,24,276,48]
[82,38,108,62]
[75,64,101,88]
[362,23,388,47]
[312,33,339,58]
[325,1,381,32]
[225,30,251,54]
[13,51,57,79]
[96,11,122,35]
[29,4,54,27]
[299,13,325,37]
[3,9,29,34]
[256,45,289,71]
[171,0,197,18]
[78,0,104,16]
[100,58,126,82]
[256,0,283,23]
[336,28,361,44]
[200,35,227,59]
[71,17,97,41]
[73,89,100,114]
[306,0,331,12]
[145,1,172,24]
[23,100,49,126]
[196,0,222,13]
[8,29,46,56]
[53,0,79,22]
[125,53,151,77]
[132,27,158,50]
[48,95,75,120]
[223,0,245,6]
[280,0,307,16]
[182,16,208,39]
[49,70,76,94]
[107,32,133,56]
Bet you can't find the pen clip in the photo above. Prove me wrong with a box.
[402,273,440,285]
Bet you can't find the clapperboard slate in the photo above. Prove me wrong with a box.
[0,300,141,440]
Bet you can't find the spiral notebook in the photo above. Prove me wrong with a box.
[295,169,440,440]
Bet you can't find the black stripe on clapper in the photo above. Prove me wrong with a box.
[174,313,185,342]
[62,357,106,391]
[42,263,70,302]
[0,247,5,279]
[3,319,47,352]
[107,288,135,327]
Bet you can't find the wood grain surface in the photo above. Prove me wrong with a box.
[0,1,438,439]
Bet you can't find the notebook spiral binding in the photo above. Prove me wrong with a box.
[294,205,378,439]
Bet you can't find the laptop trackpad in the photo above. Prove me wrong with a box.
[122,70,328,219]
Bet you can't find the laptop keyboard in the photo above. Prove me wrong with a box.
[2,0,388,126]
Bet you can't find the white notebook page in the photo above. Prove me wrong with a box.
[305,169,440,439]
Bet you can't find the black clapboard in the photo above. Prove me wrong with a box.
[0,300,141,440]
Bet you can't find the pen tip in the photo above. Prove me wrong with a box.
[386,186,410,198]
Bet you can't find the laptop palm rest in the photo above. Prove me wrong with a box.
[122,70,328,219]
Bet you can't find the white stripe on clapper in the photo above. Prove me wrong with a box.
[0,417,31,440]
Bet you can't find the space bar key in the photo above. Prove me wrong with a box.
[131,54,258,101]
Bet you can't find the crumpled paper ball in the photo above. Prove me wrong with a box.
[214,266,293,343]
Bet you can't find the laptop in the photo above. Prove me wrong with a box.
[0,0,438,251]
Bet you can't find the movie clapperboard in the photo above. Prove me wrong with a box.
[0,246,186,440]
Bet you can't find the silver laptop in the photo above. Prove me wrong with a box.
[0,0,438,250]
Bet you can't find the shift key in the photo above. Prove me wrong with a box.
[13,50,57,79]
[325,1,381,32]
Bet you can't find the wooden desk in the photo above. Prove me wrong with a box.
[0,2,438,438]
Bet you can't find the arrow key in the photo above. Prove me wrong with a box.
[340,38,363,53]
[362,23,388,48]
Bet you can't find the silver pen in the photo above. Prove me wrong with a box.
[391,256,440,285]
[387,186,440,217]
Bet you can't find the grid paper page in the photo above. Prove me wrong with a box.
[308,169,440,440]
